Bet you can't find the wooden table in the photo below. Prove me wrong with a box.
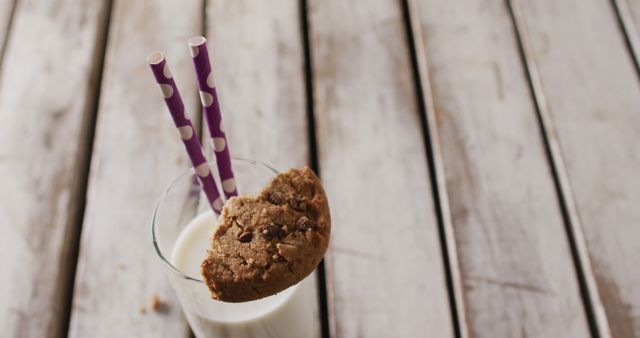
[1,0,639,337]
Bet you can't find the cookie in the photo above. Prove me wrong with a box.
[201,167,331,302]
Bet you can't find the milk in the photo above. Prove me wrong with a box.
[168,210,318,338]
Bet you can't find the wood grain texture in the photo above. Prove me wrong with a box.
[516,0,640,336]
[67,0,202,337]
[406,0,469,336]
[308,0,454,337]
[508,1,612,336]
[412,0,591,336]
[0,0,110,337]
[0,1,106,337]
[205,0,321,337]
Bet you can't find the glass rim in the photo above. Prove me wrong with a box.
[151,157,278,283]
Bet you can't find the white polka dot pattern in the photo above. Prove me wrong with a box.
[163,63,172,78]
[177,126,193,140]
[222,178,236,193]
[186,40,237,199]
[199,91,213,107]
[149,53,226,213]
[189,45,199,57]
[212,198,223,211]
[195,163,211,178]
[159,84,173,98]
[212,137,226,152]
[207,72,215,88]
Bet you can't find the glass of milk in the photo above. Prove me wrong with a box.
[151,158,319,338]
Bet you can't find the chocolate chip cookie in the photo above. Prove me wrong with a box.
[201,167,331,302]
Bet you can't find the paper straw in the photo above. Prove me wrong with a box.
[188,36,238,199]
[147,52,223,213]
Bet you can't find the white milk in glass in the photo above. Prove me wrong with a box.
[168,210,318,338]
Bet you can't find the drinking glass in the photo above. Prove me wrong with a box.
[151,158,318,338]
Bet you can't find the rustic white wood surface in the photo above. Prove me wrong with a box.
[411,0,592,336]
[67,0,203,337]
[0,0,110,337]
[517,0,640,336]
[205,0,321,337]
[2,0,640,336]
[406,0,469,335]
[508,1,612,336]
[309,0,454,337]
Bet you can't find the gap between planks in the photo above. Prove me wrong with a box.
[609,0,640,75]
[402,0,469,337]
[68,0,204,336]
[506,0,612,337]
[299,1,332,338]
[58,0,115,337]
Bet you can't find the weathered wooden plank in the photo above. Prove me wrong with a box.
[67,0,202,337]
[406,1,469,336]
[411,0,592,337]
[508,2,612,337]
[206,0,310,171]
[308,1,454,337]
[0,0,110,337]
[514,0,640,336]
[205,0,321,337]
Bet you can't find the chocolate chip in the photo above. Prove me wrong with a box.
[295,216,314,231]
[260,224,280,239]
[289,196,307,211]
[267,192,285,204]
[272,254,287,262]
[238,231,253,243]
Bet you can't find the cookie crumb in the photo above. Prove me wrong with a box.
[150,293,162,311]
[139,305,146,314]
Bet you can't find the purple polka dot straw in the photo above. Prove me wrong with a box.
[188,36,238,199]
[147,52,223,214]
